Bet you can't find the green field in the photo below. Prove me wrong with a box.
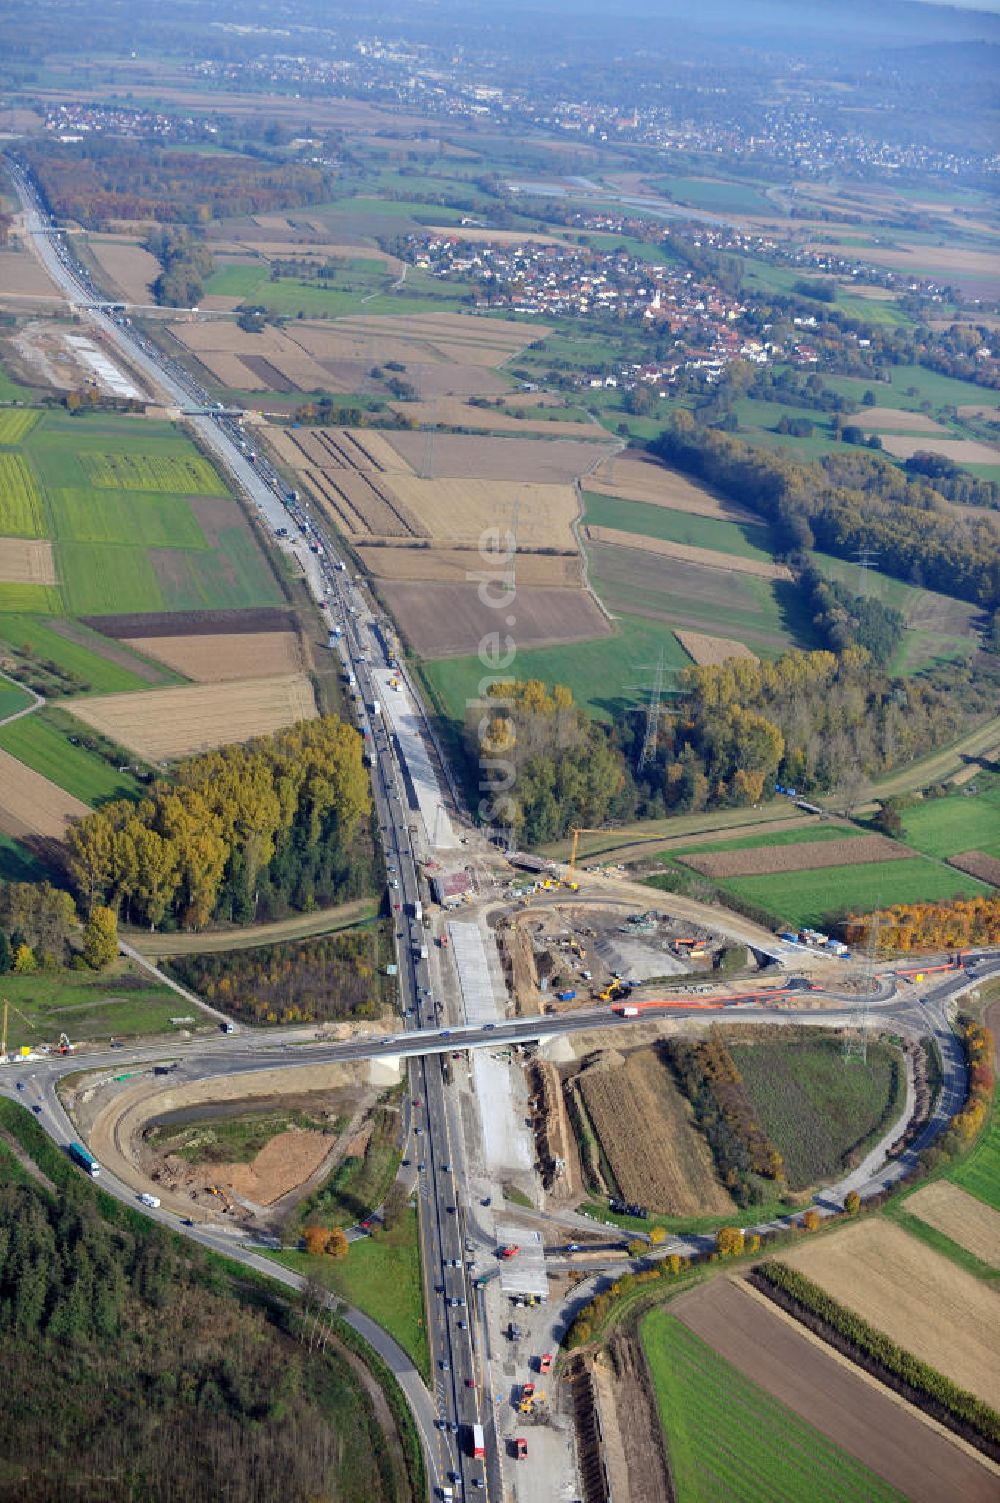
[0,967,204,1050]
[0,709,143,804]
[655,175,776,216]
[0,614,167,696]
[56,542,165,615]
[0,409,40,444]
[900,779,1000,861]
[272,1207,429,1380]
[641,1310,907,1503]
[717,857,991,930]
[0,583,61,614]
[729,1037,902,1190]
[951,1088,1000,1211]
[0,452,44,536]
[660,823,866,861]
[583,490,777,561]
[422,612,692,724]
[824,364,1000,416]
[155,527,282,611]
[0,832,48,883]
[49,488,208,549]
[0,677,33,720]
[79,451,225,494]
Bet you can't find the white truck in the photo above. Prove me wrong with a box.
[139,1193,161,1209]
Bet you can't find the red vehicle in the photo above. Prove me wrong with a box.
[514,1438,528,1460]
[538,1353,553,1375]
[498,1244,519,1260]
[465,1377,476,1389]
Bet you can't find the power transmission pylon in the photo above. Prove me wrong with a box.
[853,545,879,599]
[844,907,880,1064]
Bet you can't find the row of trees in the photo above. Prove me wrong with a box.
[843,896,1000,952]
[654,411,1000,607]
[66,717,370,932]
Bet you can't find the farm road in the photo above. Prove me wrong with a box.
[0,667,43,726]
[124,896,379,958]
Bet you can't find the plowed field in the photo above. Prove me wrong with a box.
[0,747,89,839]
[682,834,904,878]
[587,452,761,522]
[381,430,614,482]
[779,1219,1000,1408]
[380,581,609,657]
[948,851,1000,886]
[880,434,1000,464]
[357,545,581,587]
[577,1048,733,1216]
[905,1181,1000,1268]
[70,673,317,760]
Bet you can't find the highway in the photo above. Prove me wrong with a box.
[7,152,1000,1503]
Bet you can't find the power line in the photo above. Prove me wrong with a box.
[844,906,880,1064]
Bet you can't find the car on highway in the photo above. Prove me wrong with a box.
[15,1081,24,1092]
[439,1359,450,1372]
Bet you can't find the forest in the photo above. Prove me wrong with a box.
[654,412,1000,607]
[22,139,333,226]
[844,896,1000,953]
[0,1105,410,1503]
[66,717,372,931]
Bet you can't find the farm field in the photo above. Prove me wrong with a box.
[573,1047,733,1216]
[0,615,170,696]
[379,581,608,658]
[716,858,990,930]
[385,397,600,436]
[678,833,907,878]
[0,832,48,883]
[900,778,1000,862]
[950,1088,1000,1211]
[673,631,757,665]
[879,433,1000,464]
[0,583,62,614]
[358,545,581,588]
[640,1307,908,1503]
[0,744,89,841]
[0,710,143,806]
[779,1219,1000,1407]
[728,1036,902,1190]
[823,364,1000,416]
[0,539,56,586]
[382,431,614,483]
[0,678,33,720]
[853,407,948,434]
[904,1182,1000,1270]
[0,453,44,536]
[0,409,40,445]
[655,822,859,861]
[585,452,761,522]
[0,969,195,1051]
[582,491,779,563]
[667,1278,998,1503]
[78,451,225,494]
[69,673,317,760]
[122,630,305,682]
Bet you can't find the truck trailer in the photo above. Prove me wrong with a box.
[69,1142,100,1177]
[470,1424,486,1460]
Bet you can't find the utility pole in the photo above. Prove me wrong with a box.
[844,908,880,1064]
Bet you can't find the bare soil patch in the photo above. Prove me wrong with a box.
[0,240,63,303]
[70,673,317,760]
[83,606,298,639]
[949,851,1000,886]
[575,1047,733,1216]
[87,235,160,303]
[358,544,581,588]
[879,434,1000,464]
[381,430,614,482]
[0,747,89,840]
[906,1181,1000,1268]
[123,630,304,682]
[672,1277,999,1503]
[588,453,761,523]
[218,1129,334,1206]
[674,630,757,666]
[381,581,609,658]
[599,1333,673,1503]
[682,834,904,878]
[0,538,57,585]
[855,408,948,433]
[587,525,792,581]
[780,1219,1000,1408]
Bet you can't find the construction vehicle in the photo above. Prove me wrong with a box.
[498,1244,519,1260]
[599,980,633,1004]
[568,826,609,870]
[209,1183,237,1214]
[518,1383,545,1414]
[440,932,449,949]
[57,1033,73,1055]
[514,1438,528,1460]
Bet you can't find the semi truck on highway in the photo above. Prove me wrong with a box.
[468,1424,486,1459]
[69,1142,100,1177]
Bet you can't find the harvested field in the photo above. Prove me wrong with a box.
[69,673,316,760]
[388,397,605,437]
[854,408,948,433]
[0,747,89,840]
[284,312,544,368]
[681,834,904,878]
[381,431,614,483]
[675,630,757,665]
[671,1278,999,1503]
[576,1047,733,1215]
[0,242,62,301]
[87,235,159,303]
[0,539,57,586]
[191,351,270,390]
[879,434,1000,464]
[122,630,305,682]
[83,606,299,639]
[358,544,581,588]
[394,366,511,401]
[780,1219,1000,1408]
[385,478,578,547]
[587,453,761,523]
[381,581,609,657]
[425,225,568,246]
[906,1181,1000,1269]
[587,525,791,581]
[948,851,1000,886]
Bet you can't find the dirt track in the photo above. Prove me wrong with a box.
[672,1277,999,1503]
